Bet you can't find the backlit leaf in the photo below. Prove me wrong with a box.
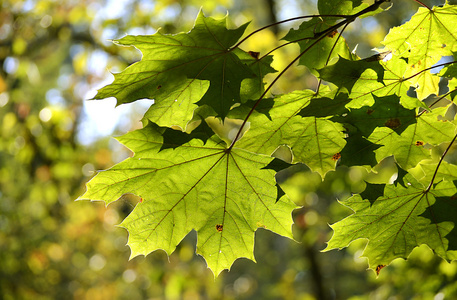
[382,4,457,99]
[234,90,346,176]
[94,11,272,121]
[325,175,457,271]
[79,123,296,276]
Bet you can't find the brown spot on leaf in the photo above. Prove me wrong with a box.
[366,109,374,115]
[157,85,162,89]
[327,30,338,38]
[216,224,223,232]
[376,264,386,275]
[415,141,424,146]
[139,197,144,203]
[332,153,341,161]
[384,118,401,129]
[248,51,260,59]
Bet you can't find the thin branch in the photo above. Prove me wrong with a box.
[228,31,328,150]
[426,133,457,192]
[411,0,432,10]
[404,60,456,83]
[316,21,352,93]
[417,86,457,117]
[227,0,390,150]
[259,37,313,60]
[231,14,348,50]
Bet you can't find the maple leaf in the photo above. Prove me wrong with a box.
[93,11,274,127]
[368,106,456,170]
[339,94,416,137]
[324,175,457,272]
[282,18,353,74]
[318,56,425,109]
[78,123,296,276]
[82,2,457,276]
[232,89,346,176]
[382,3,457,99]
[317,0,363,15]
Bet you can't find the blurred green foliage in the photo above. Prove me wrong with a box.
[1,0,456,299]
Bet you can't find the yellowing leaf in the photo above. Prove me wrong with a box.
[382,4,457,99]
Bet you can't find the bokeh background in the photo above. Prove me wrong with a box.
[2,0,457,299]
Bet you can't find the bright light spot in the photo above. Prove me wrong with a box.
[39,108,52,122]
[353,250,365,263]
[89,254,106,271]
[304,210,318,226]
[0,92,9,107]
[81,163,95,176]
[305,192,318,206]
[104,208,119,225]
[431,56,454,74]
[0,24,11,40]
[87,50,108,76]
[123,269,137,283]
[97,0,133,20]
[46,89,65,106]
[40,15,53,28]
[383,52,393,62]
[77,96,150,145]
[234,276,252,295]
[3,57,19,74]
[388,172,398,184]
[434,293,445,300]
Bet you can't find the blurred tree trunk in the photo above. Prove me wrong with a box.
[265,0,279,34]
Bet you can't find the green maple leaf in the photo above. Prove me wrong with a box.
[368,106,456,170]
[318,0,385,17]
[334,94,415,167]
[233,90,346,176]
[382,3,457,99]
[94,11,273,127]
[317,57,385,105]
[325,175,457,272]
[282,18,353,74]
[339,133,381,167]
[340,94,416,138]
[78,123,296,276]
[298,90,351,118]
[415,160,457,186]
[318,56,424,109]
[141,80,210,130]
[318,0,363,15]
